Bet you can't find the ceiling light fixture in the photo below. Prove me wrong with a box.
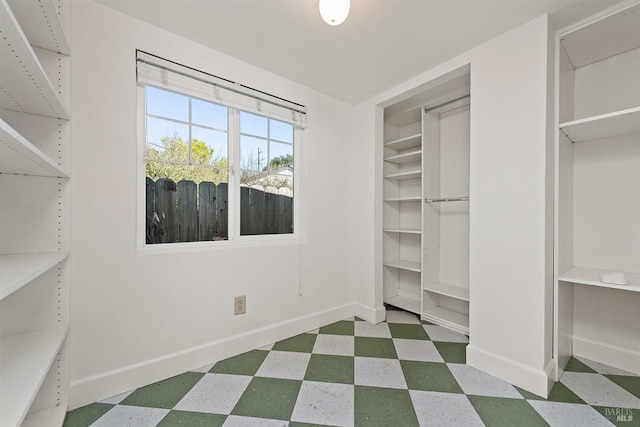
[319,0,350,26]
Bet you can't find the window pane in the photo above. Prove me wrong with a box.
[240,172,293,236]
[268,141,293,172]
[192,126,228,167]
[146,164,229,243]
[145,117,189,162]
[241,135,268,171]
[146,86,189,122]
[192,98,228,130]
[240,111,268,137]
[270,119,293,143]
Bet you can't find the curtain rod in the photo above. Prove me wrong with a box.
[136,50,307,116]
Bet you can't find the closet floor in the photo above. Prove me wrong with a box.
[64,307,640,427]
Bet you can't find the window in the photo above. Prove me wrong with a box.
[137,51,306,245]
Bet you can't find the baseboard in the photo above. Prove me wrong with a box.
[573,336,640,375]
[466,344,553,398]
[353,303,386,324]
[69,303,357,409]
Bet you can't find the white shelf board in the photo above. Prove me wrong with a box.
[0,252,69,301]
[422,307,469,334]
[0,325,69,427]
[0,119,69,177]
[384,196,421,203]
[424,282,470,301]
[6,0,69,55]
[384,149,422,164]
[0,1,69,119]
[384,170,421,181]
[384,133,421,151]
[559,107,640,143]
[559,266,640,293]
[383,259,421,272]
[385,294,420,315]
[22,402,68,427]
[383,228,421,235]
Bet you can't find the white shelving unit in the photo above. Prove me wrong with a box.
[382,109,424,315]
[0,0,71,425]
[554,1,640,377]
[381,68,471,332]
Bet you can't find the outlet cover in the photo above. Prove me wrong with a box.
[234,295,246,315]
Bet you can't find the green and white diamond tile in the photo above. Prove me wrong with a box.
[64,307,640,427]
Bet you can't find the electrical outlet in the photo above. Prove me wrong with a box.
[234,295,246,315]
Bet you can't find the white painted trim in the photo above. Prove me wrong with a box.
[466,344,553,398]
[353,303,386,324]
[69,303,356,409]
[573,336,640,375]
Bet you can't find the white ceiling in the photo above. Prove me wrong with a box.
[95,0,621,104]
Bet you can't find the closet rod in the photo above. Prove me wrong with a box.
[424,95,470,113]
[425,196,470,203]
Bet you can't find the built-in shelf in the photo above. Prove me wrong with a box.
[384,170,421,181]
[384,149,422,164]
[385,294,420,315]
[424,282,469,301]
[384,133,421,151]
[422,306,469,334]
[559,266,640,293]
[0,1,69,119]
[559,106,640,143]
[0,252,69,300]
[384,259,421,272]
[0,119,70,177]
[384,196,422,203]
[22,403,68,427]
[6,0,69,55]
[383,228,422,234]
[0,325,69,427]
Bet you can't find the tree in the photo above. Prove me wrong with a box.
[265,154,293,171]
[146,135,228,184]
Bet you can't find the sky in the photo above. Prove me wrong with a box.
[145,85,293,172]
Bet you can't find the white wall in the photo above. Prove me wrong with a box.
[355,15,554,397]
[70,0,358,409]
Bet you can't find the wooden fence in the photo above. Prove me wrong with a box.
[146,177,293,243]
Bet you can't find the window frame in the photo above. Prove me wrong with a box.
[136,84,304,252]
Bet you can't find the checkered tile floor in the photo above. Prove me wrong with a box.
[64,307,640,426]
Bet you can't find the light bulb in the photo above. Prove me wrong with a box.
[319,0,350,26]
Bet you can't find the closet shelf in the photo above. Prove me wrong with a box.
[383,228,422,234]
[384,170,421,181]
[384,133,421,151]
[385,294,420,315]
[424,282,469,301]
[0,325,69,427]
[0,1,69,119]
[559,106,640,143]
[0,252,69,300]
[384,196,422,203]
[6,0,69,55]
[0,119,70,177]
[422,307,469,334]
[384,149,421,164]
[559,267,640,293]
[383,259,421,272]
